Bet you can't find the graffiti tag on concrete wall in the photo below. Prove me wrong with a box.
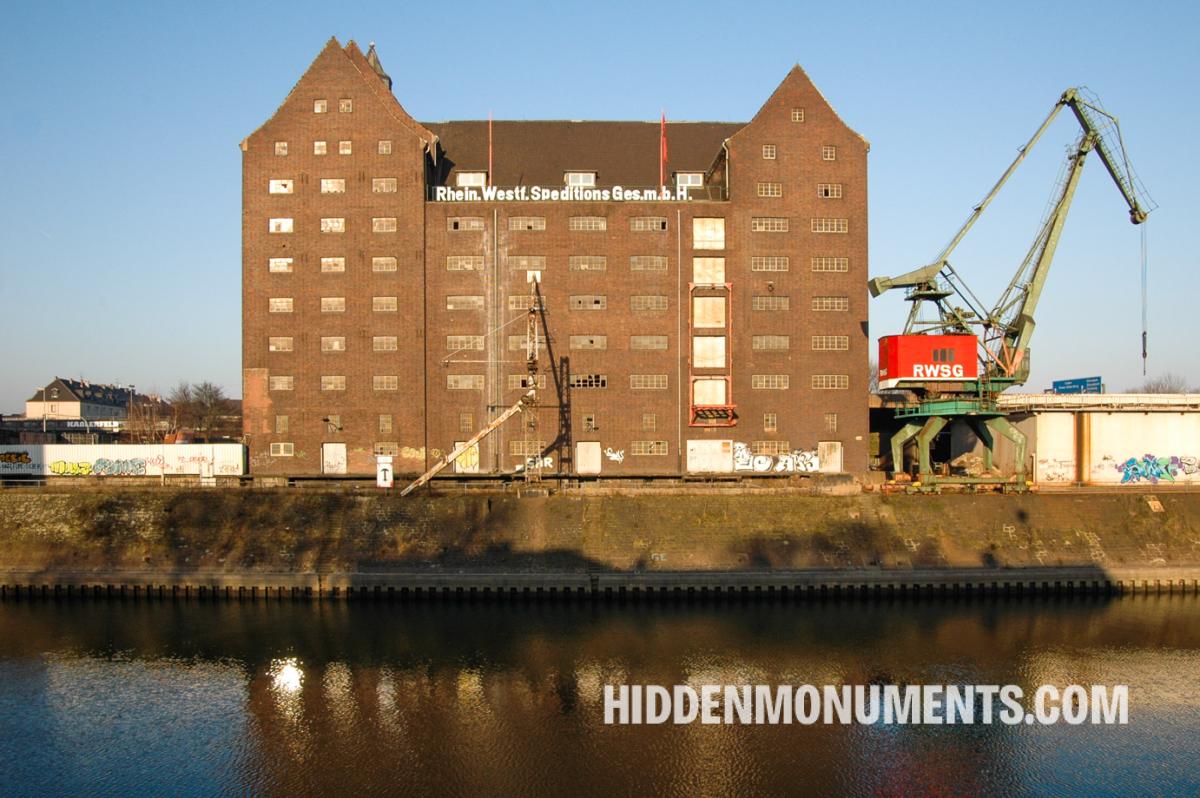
[733,442,819,473]
[0,452,32,465]
[1111,454,1200,484]
[1037,457,1075,483]
[50,458,149,476]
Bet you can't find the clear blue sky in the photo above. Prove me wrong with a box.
[2,0,1197,412]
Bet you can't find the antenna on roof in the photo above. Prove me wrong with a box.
[488,111,493,188]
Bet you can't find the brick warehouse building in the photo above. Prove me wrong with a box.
[242,38,868,477]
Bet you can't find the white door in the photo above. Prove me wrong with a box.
[817,441,843,473]
[321,443,347,475]
[576,441,602,474]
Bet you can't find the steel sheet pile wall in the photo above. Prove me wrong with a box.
[0,444,246,477]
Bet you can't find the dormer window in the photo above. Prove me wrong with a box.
[675,172,704,198]
[565,171,597,188]
[456,171,487,188]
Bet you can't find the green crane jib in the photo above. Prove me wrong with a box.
[870,88,1152,489]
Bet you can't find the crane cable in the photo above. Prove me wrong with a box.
[1141,222,1149,376]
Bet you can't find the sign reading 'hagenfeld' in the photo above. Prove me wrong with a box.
[434,186,685,202]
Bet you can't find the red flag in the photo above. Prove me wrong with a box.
[660,110,668,190]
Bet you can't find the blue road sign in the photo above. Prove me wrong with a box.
[1052,376,1103,394]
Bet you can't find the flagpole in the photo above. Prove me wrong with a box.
[488,111,493,188]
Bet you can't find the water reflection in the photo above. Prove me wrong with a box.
[0,596,1197,796]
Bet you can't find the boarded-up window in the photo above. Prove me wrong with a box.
[373,178,398,193]
[338,140,352,155]
[313,141,328,155]
[630,335,668,350]
[692,257,725,284]
[448,217,485,231]
[321,297,345,313]
[812,256,849,272]
[692,218,725,249]
[509,217,545,231]
[569,216,606,231]
[321,217,345,233]
[269,179,293,194]
[752,295,789,311]
[446,295,484,310]
[373,376,399,391]
[321,336,346,352]
[274,141,288,156]
[812,296,850,312]
[569,256,607,271]
[269,218,293,234]
[321,257,345,273]
[812,374,850,389]
[269,257,293,273]
[320,178,345,193]
[693,337,726,368]
[631,295,668,311]
[373,256,397,272]
[693,378,727,405]
[753,335,790,351]
[373,217,397,233]
[570,295,607,310]
[268,337,293,352]
[373,336,398,351]
[447,256,484,271]
[321,375,346,391]
[447,335,485,351]
[630,374,668,390]
[811,218,849,233]
[752,217,789,232]
[630,217,668,231]
[373,296,397,312]
[692,297,726,328]
[314,100,328,113]
[811,335,850,351]
[570,335,607,350]
[752,374,790,389]
[569,374,607,388]
[268,298,293,313]
[631,441,669,456]
[275,415,289,434]
[751,256,789,272]
[268,376,293,391]
[630,256,668,272]
[447,375,484,390]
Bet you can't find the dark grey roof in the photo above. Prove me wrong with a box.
[27,378,143,407]
[423,120,744,187]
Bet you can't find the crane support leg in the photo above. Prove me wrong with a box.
[890,422,923,478]
[966,418,995,472]
[915,416,948,480]
[983,416,1027,480]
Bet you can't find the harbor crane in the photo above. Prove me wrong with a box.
[869,88,1153,490]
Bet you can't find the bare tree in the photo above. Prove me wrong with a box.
[869,359,880,393]
[193,381,227,440]
[1128,373,1192,393]
[168,381,195,434]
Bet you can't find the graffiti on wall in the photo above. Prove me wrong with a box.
[604,447,625,463]
[0,451,31,465]
[514,456,554,472]
[50,458,149,476]
[1110,454,1200,484]
[1037,457,1075,483]
[733,442,820,474]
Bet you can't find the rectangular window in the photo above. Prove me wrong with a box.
[569,335,607,350]
[569,295,607,310]
[569,256,607,272]
[321,336,346,352]
[507,374,547,390]
[321,297,346,313]
[751,256,790,272]
[822,145,837,161]
[372,256,397,272]
[753,335,790,351]
[268,336,293,352]
[459,413,474,433]
[372,178,397,193]
[314,99,327,113]
[630,335,668,350]
[447,255,484,271]
[825,412,838,433]
[811,218,849,234]
[633,374,672,388]
[752,441,792,456]
[456,172,487,187]
[631,440,669,456]
[321,375,346,391]
[509,216,545,231]
[630,217,668,231]
[378,140,392,155]
[764,412,778,433]
[269,218,293,234]
[448,217,485,231]
[752,295,790,311]
[447,375,484,390]
[320,178,345,194]
[811,256,850,272]
[582,414,598,433]
[508,295,544,311]
[762,144,777,160]
[752,217,789,232]
[812,374,850,390]
[270,442,294,457]
[446,295,484,310]
[320,257,345,273]
[339,98,352,113]
[268,376,293,391]
[757,182,782,198]
[812,296,850,312]
[372,217,397,233]
[510,440,548,457]
[569,216,606,231]
[630,256,668,272]
[692,257,725,284]
[269,257,293,273]
[506,334,546,351]
[379,414,393,434]
[631,295,668,311]
[338,140,352,155]
[791,108,805,123]
[446,335,485,351]
[692,218,725,250]
[811,335,850,351]
[269,179,293,194]
[569,374,607,389]
[817,183,843,199]
[752,374,790,390]
[274,141,288,156]
[373,296,397,312]
[268,298,293,313]
[374,442,399,457]
[320,217,345,234]
[373,375,399,391]
[675,172,704,194]
[565,171,596,187]
[373,336,398,351]
[508,255,545,270]
[314,141,327,155]
[692,297,726,328]
[643,413,657,431]
[275,415,289,434]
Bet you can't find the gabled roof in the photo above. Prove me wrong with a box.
[27,378,147,407]
[424,120,743,187]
